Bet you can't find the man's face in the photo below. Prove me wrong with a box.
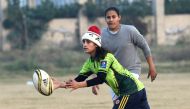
[105,10,121,31]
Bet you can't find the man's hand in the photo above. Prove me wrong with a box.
[147,66,157,82]
[146,56,157,82]
[92,85,99,95]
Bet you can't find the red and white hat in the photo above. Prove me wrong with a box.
[82,25,101,47]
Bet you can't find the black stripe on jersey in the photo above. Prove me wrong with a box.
[75,71,93,82]
[86,72,106,87]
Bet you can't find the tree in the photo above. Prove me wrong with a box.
[3,0,81,50]
[120,0,151,35]
[3,0,27,49]
[3,0,55,50]
[83,0,101,21]
[165,0,190,14]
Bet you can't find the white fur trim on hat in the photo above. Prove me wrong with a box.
[82,31,101,47]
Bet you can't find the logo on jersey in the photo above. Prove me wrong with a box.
[100,61,107,68]
[115,100,120,104]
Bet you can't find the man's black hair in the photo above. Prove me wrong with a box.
[104,6,120,17]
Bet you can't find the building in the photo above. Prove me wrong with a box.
[25,0,87,7]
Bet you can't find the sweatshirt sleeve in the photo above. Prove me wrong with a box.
[130,26,151,58]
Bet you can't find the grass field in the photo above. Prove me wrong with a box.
[0,73,190,109]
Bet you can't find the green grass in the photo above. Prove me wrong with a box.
[0,44,190,78]
[150,44,190,62]
[0,49,84,77]
[142,61,190,74]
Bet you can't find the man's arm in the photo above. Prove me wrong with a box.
[131,26,157,81]
[146,56,157,82]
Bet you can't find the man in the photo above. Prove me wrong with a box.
[92,6,157,101]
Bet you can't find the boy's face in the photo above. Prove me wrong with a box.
[105,10,121,31]
[82,39,97,56]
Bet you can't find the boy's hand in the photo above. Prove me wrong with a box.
[92,85,99,95]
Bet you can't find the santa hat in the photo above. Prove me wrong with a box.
[82,25,101,47]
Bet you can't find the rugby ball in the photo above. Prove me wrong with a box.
[32,69,54,96]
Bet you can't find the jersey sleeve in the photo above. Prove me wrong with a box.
[79,58,92,76]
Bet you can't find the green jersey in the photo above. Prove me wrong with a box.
[79,53,144,96]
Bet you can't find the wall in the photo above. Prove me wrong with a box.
[43,14,190,47]
[38,18,77,49]
[164,14,190,45]
[2,14,190,50]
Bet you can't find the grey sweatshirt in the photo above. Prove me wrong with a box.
[101,24,151,75]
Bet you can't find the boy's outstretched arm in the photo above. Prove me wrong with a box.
[51,77,66,90]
